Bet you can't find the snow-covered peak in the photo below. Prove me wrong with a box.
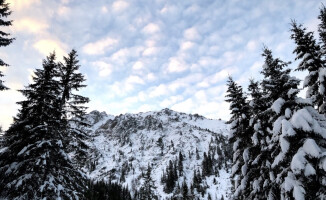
[82,108,231,199]
[86,108,228,137]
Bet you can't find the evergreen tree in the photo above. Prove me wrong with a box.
[319,5,326,62]
[163,160,177,194]
[202,152,213,177]
[225,76,250,199]
[268,68,326,199]
[258,47,326,199]
[181,179,189,199]
[58,49,90,166]
[291,21,326,114]
[0,52,86,199]
[140,164,158,200]
[178,151,183,176]
[0,0,14,91]
[0,0,13,91]
[192,169,201,191]
[196,148,200,160]
[245,79,271,199]
[59,49,89,121]
[85,180,132,200]
[259,47,298,199]
[318,6,326,115]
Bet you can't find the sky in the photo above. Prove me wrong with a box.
[0,0,322,130]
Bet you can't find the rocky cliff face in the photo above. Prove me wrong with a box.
[82,108,231,199]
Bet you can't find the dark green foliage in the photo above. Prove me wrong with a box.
[178,151,184,176]
[196,148,200,160]
[0,51,89,199]
[181,180,189,199]
[0,52,86,199]
[156,137,164,156]
[202,152,213,177]
[163,160,177,193]
[318,4,326,49]
[225,76,251,198]
[192,169,203,194]
[137,164,158,200]
[85,180,132,200]
[291,21,326,114]
[226,8,326,198]
[59,49,89,121]
[0,0,14,91]
[244,79,271,199]
[59,49,90,167]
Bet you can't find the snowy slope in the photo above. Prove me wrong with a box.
[82,108,231,199]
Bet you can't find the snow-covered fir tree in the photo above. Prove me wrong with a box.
[58,49,90,167]
[317,6,326,115]
[225,76,251,199]
[137,164,158,200]
[267,62,326,199]
[291,21,326,115]
[259,47,296,199]
[0,52,87,199]
[0,0,14,91]
[245,79,271,199]
[85,180,132,200]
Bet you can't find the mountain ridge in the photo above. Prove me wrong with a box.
[81,108,232,199]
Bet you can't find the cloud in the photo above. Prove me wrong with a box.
[112,0,129,12]
[0,89,23,130]
[145,39,156,47]
[142,23,160,34]
[126,75,145,85]
[83,36,118,55]
[92,61,113,77]
[180,41,195,51]
[194,90,207,102]
[198,56,219,68]
[246,40,258,51]
[142,47,159,56]
[137,91,147,102]
[101,6,108,14]
[171,98,194,113]
[110,46,144,65]
[149,84,169,98]
[57,6,70,16]
[135,104,155,113]
[7,0,40,11]
[168,73,203,92]
[14,18,48,34]
[33,39,67,59]
[197,68,237,88]
[109,75,146,96]
[111,48,130,61]
[167,57,187,73]
[132,61,144,70]
[147,73,156,81]
[184,27,201,41]
[160,95,183,108]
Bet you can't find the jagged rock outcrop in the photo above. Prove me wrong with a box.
[82,108,231,200]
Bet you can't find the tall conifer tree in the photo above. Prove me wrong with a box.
[58,49,90,166]
[259,47,296,199]
[0,0,14,91]
[0,52,86,199]
[291,21,326,114]
[225,76,250,199]
[245,79,271,199]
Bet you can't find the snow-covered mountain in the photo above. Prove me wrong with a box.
[82,108,231,199]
